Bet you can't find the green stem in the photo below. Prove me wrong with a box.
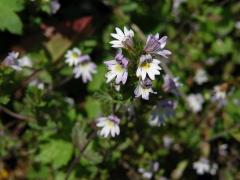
[65,131,96,180]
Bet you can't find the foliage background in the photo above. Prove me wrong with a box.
[0,0,240,179]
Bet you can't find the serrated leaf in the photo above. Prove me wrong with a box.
[36,140,73,169]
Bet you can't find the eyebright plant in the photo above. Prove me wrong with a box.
[64,47,97,83]
[98,26,179,138]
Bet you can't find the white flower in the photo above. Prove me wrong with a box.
[206,57,216,66]
[50,0,60,14]
[209,163,218,175]
[134,78,156,100]
[65,48,82,66]
[114,84,121,91]
[236,21,240,29]
[193,158,210,175]
[29,79,44,90]
[212,85,227,107]
[163,135,174,148]
[194,69,208,85]
[136,54,161,80]
[96,115,120,138]
[110,27,134,49]
[73,61,97,83]
[149,115,161,126]
[187,94,204,113]
[18,56,32,68]
[144,34,171,59]
[104,53,128,84]
[213,85,226,100]
[218,144,228,156]
[163,74,182,94]
[138,161,159,179]
[138,168,153,179]
[3,51,22,71]
[172,0,186,16]
[64,97,74,106]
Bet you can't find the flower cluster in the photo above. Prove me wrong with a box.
[65,47,97,83]
[104,27,172,100]
[97,27,176,138]
[2,52,32,71]
[193,158,218,175]
[97,27,177,138]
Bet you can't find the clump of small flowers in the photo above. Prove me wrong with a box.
[64,47,97,83]
[193,158,218,175]
[97,26,177,138]
[104,26,172,100]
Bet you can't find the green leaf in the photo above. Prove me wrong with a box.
[82,143,103,165]
[0,0,24,34]
[0,96,10,105]
[35,140,73,169]
[55,171,75,180]
[0,0,24,11]
[230,129,240,142]
[84,97,101,119]
[211,38,233,55]
[44,33,72,61]
[88,65,106,91]
[27,166,50,180]
[71,122,88,149]
[171,160,188,179]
